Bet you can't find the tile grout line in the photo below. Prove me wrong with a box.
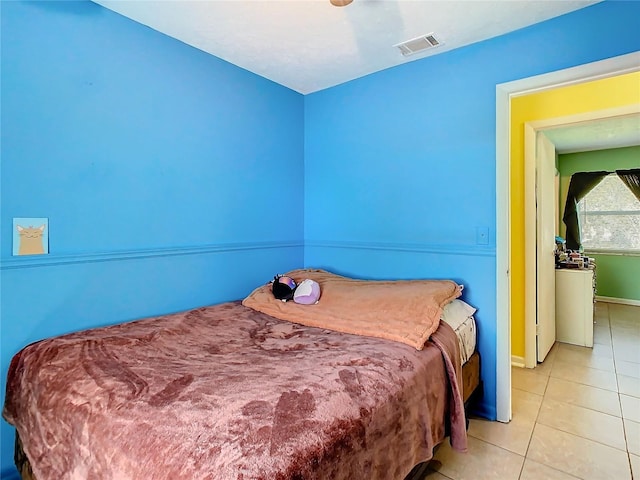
[513,302,638,480]
[444,302,638,480]
[547,360,619,392]
[517,346,554,479]
[543,347,623,419]
[609,304,637,480]
[534,418,629,453]
[544,381,623,419]
[526,303,630,479]
[551,354,616,373]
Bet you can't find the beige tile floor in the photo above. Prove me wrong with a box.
[427,302,640,480]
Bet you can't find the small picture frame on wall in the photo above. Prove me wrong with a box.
[13,218,49,256]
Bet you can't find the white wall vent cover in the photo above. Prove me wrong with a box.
[394,33,443,56]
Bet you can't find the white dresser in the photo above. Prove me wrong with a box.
[555,268,595,347]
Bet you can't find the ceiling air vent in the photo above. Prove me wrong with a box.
[394,33,442,57]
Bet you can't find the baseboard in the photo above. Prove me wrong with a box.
[596,296,640,307]
[511,355,525,368]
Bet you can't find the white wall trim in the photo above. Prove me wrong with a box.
[503,53,640,98]
[526,105,640,131]
[495,72,512,423]
[596,296,640,307]
[305,240,496,257]
[523,123,538,370]
[495,50,640,424]
[0,241,303,270]
[511,356,526,368]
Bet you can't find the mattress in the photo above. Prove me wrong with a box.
[12,351,483,480]
[3,300,467,480]
[441,314,477,366]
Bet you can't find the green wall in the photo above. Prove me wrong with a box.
[589,253,640,301]
[559,145,640,175]
[558,146,640,302]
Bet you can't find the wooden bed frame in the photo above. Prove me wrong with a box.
[13,351,481,480]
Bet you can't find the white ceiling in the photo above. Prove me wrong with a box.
[93,0,638,153]
[544,115,640,154]
[93,0,601,94]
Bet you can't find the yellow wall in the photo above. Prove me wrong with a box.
[510,71,640,358]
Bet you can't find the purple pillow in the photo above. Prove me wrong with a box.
[293,279,321,305]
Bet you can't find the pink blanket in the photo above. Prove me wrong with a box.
[243,269,463,350]
[3,301,467,480]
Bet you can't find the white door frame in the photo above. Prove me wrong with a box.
[495,51,640,423]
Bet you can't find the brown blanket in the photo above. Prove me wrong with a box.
[3,301,467,480]
[243,269,463,350]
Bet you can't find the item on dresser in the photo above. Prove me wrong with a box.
[556,250,594,270]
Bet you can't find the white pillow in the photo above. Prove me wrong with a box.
[441,299,477,329]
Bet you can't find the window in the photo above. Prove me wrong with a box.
[578,174,640,252]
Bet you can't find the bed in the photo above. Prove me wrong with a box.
[4,269,481,480]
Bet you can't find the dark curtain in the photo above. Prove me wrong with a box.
[562,171,609,250]
[616,169,640,201]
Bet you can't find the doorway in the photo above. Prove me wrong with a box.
[523,108,640,369]
[495,51,640,423]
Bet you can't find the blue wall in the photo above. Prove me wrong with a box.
[2,0,640,477]
[0,1,303,476]
[304,0,640,421]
